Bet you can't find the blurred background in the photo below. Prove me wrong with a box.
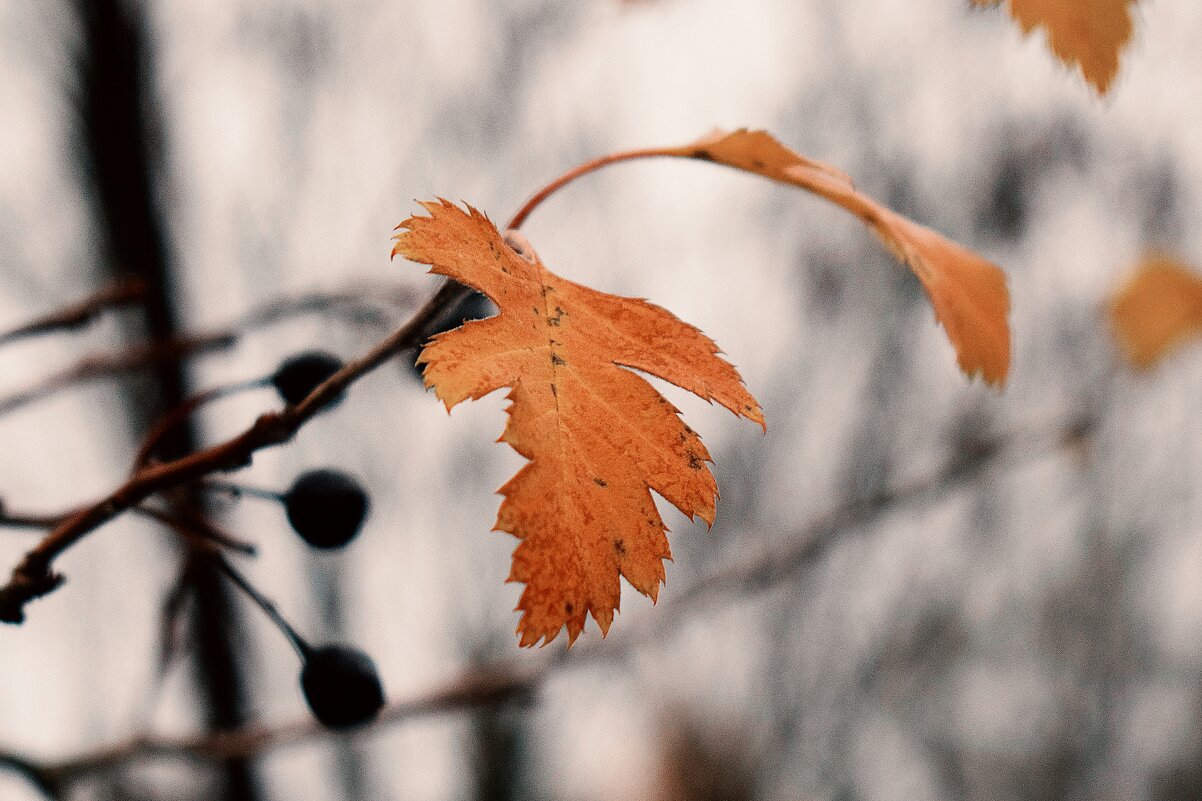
[2,0,1202,799]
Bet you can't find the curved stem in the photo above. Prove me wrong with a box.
[213,554,311,660]
[505,147,678,230]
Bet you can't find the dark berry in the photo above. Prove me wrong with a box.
[284,469,369,549]
[300,645,385,729]
[272,351,344,406]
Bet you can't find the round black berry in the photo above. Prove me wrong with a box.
[272,351,344,407]
[284,469,369,549]
[300,645,385,729]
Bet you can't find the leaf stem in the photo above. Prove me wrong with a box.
[505,147,679,230]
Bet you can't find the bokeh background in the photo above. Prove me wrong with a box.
[3,1,1202,799]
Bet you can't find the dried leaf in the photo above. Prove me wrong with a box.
[393,201,763,646]
[1110,256,1202,368]
[977,0,1136,94]
[668,129,1011,386]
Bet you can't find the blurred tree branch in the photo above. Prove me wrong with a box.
[0,278,146,347]
[0,752,63,801]
[0,280,418,417]
[0,410,1091,785]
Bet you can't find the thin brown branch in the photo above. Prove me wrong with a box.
[0,278,146,348]
[1,502,255,560]
[1,497,253,546]
[9,412,1091,781]
[133,380,265,470]
[0,281,417,417]
[0,502,67,530]
[0,279,469,623]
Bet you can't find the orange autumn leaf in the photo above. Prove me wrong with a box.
[1110,256,1202,368]
[667,129,1011,386]
[393,201,763,647]
[976,0,1136,94]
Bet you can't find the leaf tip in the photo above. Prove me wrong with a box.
[981,0,1134,96]
[961,352,1011,389]
[743,402,767,432]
